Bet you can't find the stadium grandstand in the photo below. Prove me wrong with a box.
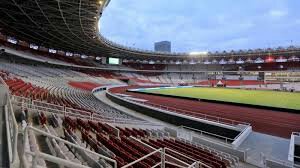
[0,0,300,168]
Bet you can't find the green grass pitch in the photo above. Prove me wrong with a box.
[140,87,300,110]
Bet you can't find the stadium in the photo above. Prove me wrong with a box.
[0,0,299,168]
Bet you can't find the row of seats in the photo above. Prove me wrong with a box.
[5,78,89,112]
[116,126,147,137]
[143,138,229,168]
[64,117,128,167]
[64,117,161,168]
[41,114,107,167]
[5,79,48,99]
[2,67,146,123]
[21,102,238,168]
[3,60,240,168]
[62,116,236,168]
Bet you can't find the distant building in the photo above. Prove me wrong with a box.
[154,41,171,52]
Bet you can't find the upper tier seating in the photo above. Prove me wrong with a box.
[0,63,145,123]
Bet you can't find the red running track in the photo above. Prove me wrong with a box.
[110,86,300,138]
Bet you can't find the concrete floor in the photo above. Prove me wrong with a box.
[239,132,290,167]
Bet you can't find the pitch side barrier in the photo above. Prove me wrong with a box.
[128,86,250,127]
[106,90,252,148]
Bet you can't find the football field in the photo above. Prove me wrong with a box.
[140,87,300,110]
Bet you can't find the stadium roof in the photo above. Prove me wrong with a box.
[0,0,190,59]
[0,0,300,60]
[0,0,111,55]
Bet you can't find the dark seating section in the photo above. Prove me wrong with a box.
[0,41,96,67]
[116,126,147,137]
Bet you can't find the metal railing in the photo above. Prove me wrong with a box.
[0,76,19,167]
[293,132,300,136]
[263,155,300,168]
[121,148,163,168]
[129,136,212,168]
[4,84,215,168]
[22,125,211,168]
[12,95,160,126]
[178,125,236,145]
[108,92,251,145]
[121,147,210,168]
[122,147,209,168]
[179,138,240,166]
[23,126,117,168]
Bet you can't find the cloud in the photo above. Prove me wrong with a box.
[100,0,299,52]
[268,9,288,18]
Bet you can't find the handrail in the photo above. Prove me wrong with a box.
[107,91,250,144]
[16,100,157,126]
[121,147,211,168]
[8,94,19,165]
[139,100,249,126]
[178,125,235,145]
[130,136,192,167]
[12,95,160,126]
[33,100,64,109]
[32,97,148,122]
[294,155,300,159]
[165,147,198,164]
[129,137,212,168]
[25,151,90,168]
[184,138,240,165]
[0,76,19,167]
[121,148,162,168]
[293,132,300,136]
[23,126,117,168]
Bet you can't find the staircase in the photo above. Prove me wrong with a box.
[36,135,60,168]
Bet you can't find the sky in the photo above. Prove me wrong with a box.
[100,0,300,53]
